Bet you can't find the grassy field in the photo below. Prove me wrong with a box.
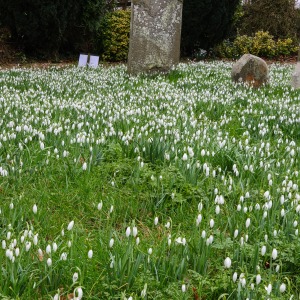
[0,61,300,299]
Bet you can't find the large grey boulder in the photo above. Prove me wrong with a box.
[127,0,183,75]
[231,54,269,88]
[291,63,300,89]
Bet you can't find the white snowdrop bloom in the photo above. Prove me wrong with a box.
[281,208,285,217]
[165,221,171,229]
[132,226,138,237]
[52,242,58,252]
[32,204,38,214]
[196,214,202,226]
[73,272,79,283]
[88,249,93,259]
[261,245,266,256]
[279,283,286,293]
[126,227,131,237]
[20,235,25,243]
[46,244,51,254]
[154,216,159,226]
[295,229,299,236]
[182,153,188,161]
[243,206,248,213]
[265,283,272,295]
[293,220,298,227]
[6,231,11,240]
[273,230,277,237]
[263,211,268,218]
[74,287,83,300]
[198,202,203,211]
[239,273,246,287]
[264,191,270,200]
[237,204,241,211]
[201,149,205,156]
[167,237,171,246]
[215,205,220,215]
[15,247,20,257]
[232,272,238,283]
[33,234,38,245]
[181,283,186,293]
[256,274,262,285]
[234,229,239,238]
[148,248,153,255]
[68,240,72,248]
[272,248,278,260]
[97,201,103,211]
[81,162,87,171]
[67,220,74,231]
[209,219,214,228]
[245,218,251,228]
[275,265,280,272]
[25,241,31,252]
[264,234,268,242]
[61,229,64,237]
[60,252,67,261]
[224,257,231,268]
[9,203,14,210]
[109,238,114,248]
[201,230,206,238]
[208,235,214,244]
[136,237,140,245]
[47,258,52,267]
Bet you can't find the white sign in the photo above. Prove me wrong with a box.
[89,55,99,68]
[78,54,88,67]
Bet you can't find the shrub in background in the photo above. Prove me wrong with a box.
[214,31,298,59]
[99,10,131,62]
[0,0,109,58]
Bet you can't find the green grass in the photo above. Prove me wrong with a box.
[0,61,299,299]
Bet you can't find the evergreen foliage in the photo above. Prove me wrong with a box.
[0,0,109,58]
[181,0,240,56]
[239,0,298,40]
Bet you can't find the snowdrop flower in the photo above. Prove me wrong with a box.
[33,234,38,245]
[136,237,140,245]
[97,201,103,211]
[148,248,153,255]
[232,272,238,283]
[209,219,214,228]
[265,283,272,295]
[109,238,114,248]
[245,218,251,228]
[67,220,74,231]
[256,274,261,285]
[52,242,58,252]
[88,249,93,259]
[60,252,67,261]
[9,203,14,210]
[132,226,138,237]
[125,227,131,237]
[2,240,6,249]
[224,257,231,268]
[279,283,286,293]
[261,245,266,256]
[74,287,83,300]
[154,216,159,225]
[181,284,186,293]
[73,272,79,283]
[32,204,38,214]
[46,244,51,254]
[182,153,188,161]
[47,258,52,267]
[234,229,239,238]
[272,248,278,260]
[196,214,202,226]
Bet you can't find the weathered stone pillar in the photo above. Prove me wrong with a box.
[128,0,183,75]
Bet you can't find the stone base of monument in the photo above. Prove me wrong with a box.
[291,63,300,89]
[231,54,269,88]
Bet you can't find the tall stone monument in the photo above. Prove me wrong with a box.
[128,0,183,75]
